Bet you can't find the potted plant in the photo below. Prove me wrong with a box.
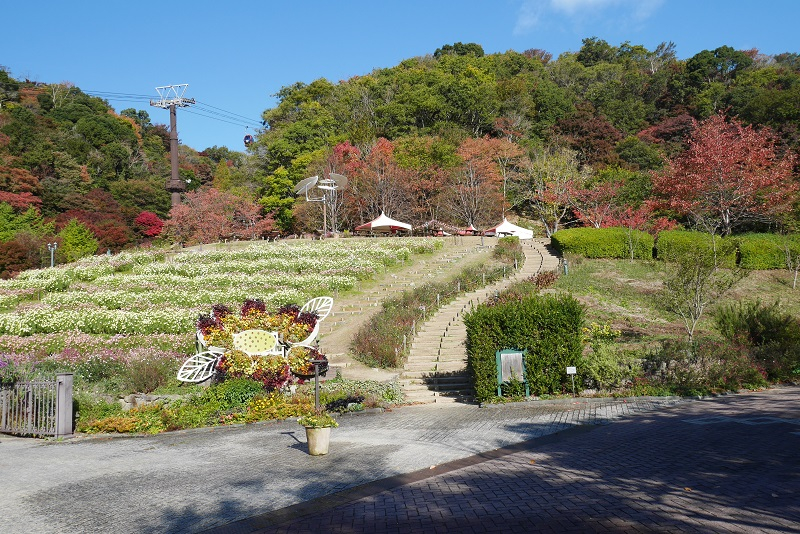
[298,411,338,455]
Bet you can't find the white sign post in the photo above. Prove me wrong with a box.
[566,366,577,398]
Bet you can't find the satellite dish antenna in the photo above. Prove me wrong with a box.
[295,172,349,239]
[329,172,348,190]
[294,175,319,199]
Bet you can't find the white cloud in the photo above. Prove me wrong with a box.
[514,0,664,34]
[550,0,620,16]
[551,0,664,18]
[513,1,544,35]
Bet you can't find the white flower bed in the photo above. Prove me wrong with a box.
[0,238,442,344]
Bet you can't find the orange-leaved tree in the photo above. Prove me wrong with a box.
[163,188,274,245]
[653,112,797,236]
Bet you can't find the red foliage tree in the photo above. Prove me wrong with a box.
[0,240,30,279]
[605,203,677,235]
[0,165,42,210]
[330,141,364,176]
[443,137,505,227]
[571,180,622,228]
[344,138,413,224]
[653,113,798,235]
[162,187,274,245]
[0,191,42,211]
[553,103,623,168]
[637,114,695,146]
[134,211,164,237]
[55,190,135,251]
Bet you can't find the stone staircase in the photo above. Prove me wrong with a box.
[316,237,493,380]
[399,239,561,404]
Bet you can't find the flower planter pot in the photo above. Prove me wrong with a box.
[304,426,332,455]
[292,365,328,380]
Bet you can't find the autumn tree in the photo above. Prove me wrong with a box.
[510,147,591,237]
[442,137,504,227]
[653,113,798,236]
[393,135,457,223]
[55,189,135,251]
[318,142,365,234]
[0,165,42,210]
[571,180,622,229]
[553,102,623,167]
[604,203,676,259]
[0,240,28,278]
[134,211,164,238]
[344,138,412,225]
[162,188,274,245]
[481,136,525,218]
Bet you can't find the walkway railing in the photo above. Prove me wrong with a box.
[0,373,73,438]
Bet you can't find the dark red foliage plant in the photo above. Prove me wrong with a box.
[296,311,318,329]
[211,304,231,319]
[241,299,267,316]
[196,314,219,335]
[277,303,301,317]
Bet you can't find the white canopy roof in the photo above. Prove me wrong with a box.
[354,212,412,233]
[483,218,533,239]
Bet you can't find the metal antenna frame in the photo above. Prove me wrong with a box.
[149,84,196,108]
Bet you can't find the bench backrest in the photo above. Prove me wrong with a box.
[233,329,282,356]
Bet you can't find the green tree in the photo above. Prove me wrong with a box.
[576,37,617,67]
[58,218,98,262]
[510,146,591,237]
[120,108,151,130]
[433,42,485,58]
[0,68,20,105]
[686,46,754,89]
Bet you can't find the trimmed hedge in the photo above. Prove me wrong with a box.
[737,233,800,270]
[655,230,737,267]
[551,227,653,260]
[464,293,584,402]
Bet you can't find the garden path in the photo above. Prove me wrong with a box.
[316,236,492,382]
[400,239,561,403]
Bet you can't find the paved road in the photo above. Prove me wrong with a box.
[229,388,800,534]
[2,388,798,533]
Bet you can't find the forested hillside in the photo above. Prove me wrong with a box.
[1,38,799,275]
[0,71,253,273]
[252,40,799,235]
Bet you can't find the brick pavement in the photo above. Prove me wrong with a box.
[1,395,684,533]
[209,387,800,534]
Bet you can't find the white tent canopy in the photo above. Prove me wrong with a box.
[354,212,412,233]
[483,218,533,239]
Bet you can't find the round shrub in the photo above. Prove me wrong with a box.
[206,378,265,410]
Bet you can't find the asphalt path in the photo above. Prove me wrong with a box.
[1,388,798,533]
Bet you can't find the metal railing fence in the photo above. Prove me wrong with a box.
[0,373,73,438]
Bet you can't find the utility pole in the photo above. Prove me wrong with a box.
[150,84,195,207]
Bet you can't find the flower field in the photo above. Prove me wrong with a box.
[0,238,442,371]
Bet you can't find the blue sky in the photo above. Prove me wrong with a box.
[2,0,798,151]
